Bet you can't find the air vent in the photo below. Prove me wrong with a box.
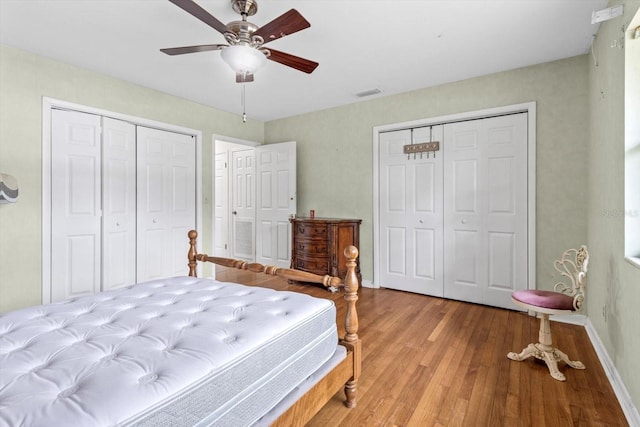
[355,88,382,98]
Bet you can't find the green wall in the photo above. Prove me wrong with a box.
[588,0,640,411]
[0,44,263,312]
[265,55,590,288]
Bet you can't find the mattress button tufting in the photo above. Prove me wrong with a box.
[100,353,117,362]
[138,373,158,384]
[58,385,79,398]
[223,336,238,344]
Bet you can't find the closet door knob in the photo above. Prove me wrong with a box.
[461,219,468,224]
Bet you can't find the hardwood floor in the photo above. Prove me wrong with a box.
[214,267,628,427]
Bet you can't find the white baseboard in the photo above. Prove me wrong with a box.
[361,279,374,288]
[552,314,640,426]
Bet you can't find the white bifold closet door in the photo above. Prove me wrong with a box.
[102,117,137,291]
[443,114,528,309]
[136,126,195,282]
[378,113,528,309]
[51,110,104,302]
[50,109,195,302]
[379,126,444,296]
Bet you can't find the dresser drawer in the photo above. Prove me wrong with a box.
[294,223,327,239]
[293,256,329,274]
[295,240,328,255]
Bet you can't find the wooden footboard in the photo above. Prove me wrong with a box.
[187,230,361,424]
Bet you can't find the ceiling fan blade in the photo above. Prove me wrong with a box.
[266,48,318,74]
[254,9,310,43]
[168,0,228,34]
[160,44,227,55]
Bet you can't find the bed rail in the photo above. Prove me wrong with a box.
[188,231,344,290]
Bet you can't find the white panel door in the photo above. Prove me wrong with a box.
[214,151,229,257]
[443,113,528,309]
[231,149,255,261]
[379,126,444,296]
[137,126,196,281]
[102,117,136,291]
[51,109,102,302]
[255,141,296,268]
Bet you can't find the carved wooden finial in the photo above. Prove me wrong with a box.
[344,245,359,263]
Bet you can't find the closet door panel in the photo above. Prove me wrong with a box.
[102,117,136,291]
[379,126,444,296]
[51,109,102,302]
[444,113,528,308]
[414,228,435,280]
[488,232,516,289]
[484,116,528,301]
[387,226,406,275]
[137,127,196,282]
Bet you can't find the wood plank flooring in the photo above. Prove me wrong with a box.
[214,267,628,427]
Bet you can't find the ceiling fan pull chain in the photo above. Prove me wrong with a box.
[242,83,247,123]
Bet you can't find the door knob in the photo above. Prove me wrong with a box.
[232,211,237,215]
[461,219,468,224]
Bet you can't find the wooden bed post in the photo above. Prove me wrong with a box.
[342,245,361,408]
[188,229,198,277]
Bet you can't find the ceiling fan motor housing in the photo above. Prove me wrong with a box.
[231,0,258,17]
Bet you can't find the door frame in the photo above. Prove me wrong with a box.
[372,102,536,291]
[42,97,203,304]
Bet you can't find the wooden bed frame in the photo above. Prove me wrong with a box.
[187,230,361,426]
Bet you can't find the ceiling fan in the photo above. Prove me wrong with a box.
[161,0,319,83]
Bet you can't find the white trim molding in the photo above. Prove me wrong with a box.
[552,314,640,426]
[584,318,640,426]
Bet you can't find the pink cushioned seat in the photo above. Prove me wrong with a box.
[507,246,589,381]
[512,289,575,311]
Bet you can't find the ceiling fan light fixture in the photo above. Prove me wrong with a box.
[221,44,266,76]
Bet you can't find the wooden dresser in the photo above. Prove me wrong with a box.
[290,217,362,284]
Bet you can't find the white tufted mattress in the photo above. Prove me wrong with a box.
[0,276,341,427]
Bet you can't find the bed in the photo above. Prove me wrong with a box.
[0,230,361,426]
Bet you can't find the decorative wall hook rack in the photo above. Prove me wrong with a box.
[403,141,440,158]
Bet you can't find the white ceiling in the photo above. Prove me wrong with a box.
[0,0,607,122]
